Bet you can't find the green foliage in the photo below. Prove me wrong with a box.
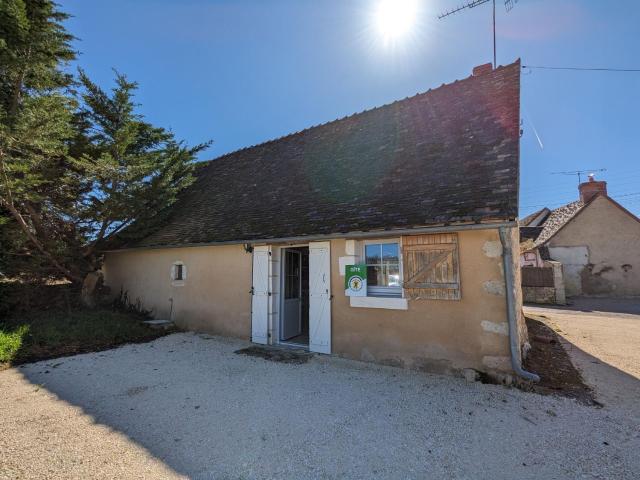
[0,279,78,318]
[0,0,210,283]
[0,0,75,112]
[0,0,81,280]
[71,70,210,246]
[0,323,28,363]
[0,280,171,366]
[0,309,169,366]
[112,287,153,318]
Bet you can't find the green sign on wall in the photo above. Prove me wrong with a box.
[345,264,367,297]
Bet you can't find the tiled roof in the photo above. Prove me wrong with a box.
[519,207,550,227]
[519,226,544,241]
[520,209,543,226]
[533,200,584,246]
[126,60,521,249]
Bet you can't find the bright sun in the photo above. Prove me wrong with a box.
[374,0,418,43]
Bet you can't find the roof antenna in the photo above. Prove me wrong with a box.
[550,168,607,185]
[438,0,520,69]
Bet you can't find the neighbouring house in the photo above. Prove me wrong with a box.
[520,175,640,298]
[103,59,536,382]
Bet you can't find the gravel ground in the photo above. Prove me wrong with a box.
[525,298,640,421]
[1,332,638,479]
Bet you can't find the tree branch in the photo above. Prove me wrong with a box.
[83,218,111,258]
[1,154,82,283]
[24,202,48,240]
[0,199,82,283]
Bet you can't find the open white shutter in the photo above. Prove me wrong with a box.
[309,241,331,354]
[251,245,270,344]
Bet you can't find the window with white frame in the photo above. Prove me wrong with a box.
[364,240,402,297]
[171,261,186,285]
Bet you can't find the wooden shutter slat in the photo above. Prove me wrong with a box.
[404,250,452,286]
[408,282,459,289]
[402,244,456,252]
[402,233,460,301]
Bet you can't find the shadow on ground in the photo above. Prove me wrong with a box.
[526,296,640,316]
[523,317,599,406]
[525,303,640,420]
[4,333,638,479]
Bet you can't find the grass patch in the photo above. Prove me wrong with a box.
[0,309,173,368]
[0,325,29,363]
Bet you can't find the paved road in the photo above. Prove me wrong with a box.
[1,333,639,479]
[525,297,640,420]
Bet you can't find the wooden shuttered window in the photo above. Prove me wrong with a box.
[401,233,460,300]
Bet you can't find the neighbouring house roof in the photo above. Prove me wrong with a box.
[520,193,640,251]
[519,226,544,241]
[121,60,521,249]
[518,208,547,227]
[519,207,551,227]
[531,200,584,246]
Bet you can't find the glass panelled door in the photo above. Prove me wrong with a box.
[281,249,302,340]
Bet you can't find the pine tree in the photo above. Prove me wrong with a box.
[0,0,80,281]
[71,70,210,270]
[0,1,210,285]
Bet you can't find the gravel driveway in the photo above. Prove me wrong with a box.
[525,297,640,420]
[1,333,638,479]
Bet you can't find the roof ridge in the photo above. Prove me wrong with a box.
[120,58,520,249]
[198,60,521,165]
[550,199,583,213]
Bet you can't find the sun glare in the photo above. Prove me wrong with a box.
[375,0,418,43]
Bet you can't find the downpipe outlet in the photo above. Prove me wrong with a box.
[499,226,540,383]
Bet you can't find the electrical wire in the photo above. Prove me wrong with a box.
[523,65,640,73]
[520,191,640,209]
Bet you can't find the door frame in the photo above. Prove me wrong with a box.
[252,242,330,352]
[280,247,303,342]
[274,243,308,346]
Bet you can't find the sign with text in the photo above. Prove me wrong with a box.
[345,264,367,297]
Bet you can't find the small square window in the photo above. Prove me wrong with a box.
[171,262,186,285]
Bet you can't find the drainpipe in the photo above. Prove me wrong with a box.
[499,226,540,383]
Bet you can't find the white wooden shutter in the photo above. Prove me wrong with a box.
[308,241,331,354]
[251,245,270,344]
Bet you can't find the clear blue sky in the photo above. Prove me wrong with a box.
[59,0,640,217]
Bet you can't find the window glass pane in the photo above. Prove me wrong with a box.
[365,242,402,296]
[386,264,400,286]
[367,265,383,286]
[382,243,399,264]
[285,251,300,299]
[175,264,183,280]
[365,244,381,264]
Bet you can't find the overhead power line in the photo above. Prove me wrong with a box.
[523,65,640,73]
[520,191,640,210]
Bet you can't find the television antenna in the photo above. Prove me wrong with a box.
[438,0,520,69]
[551,168,607,185]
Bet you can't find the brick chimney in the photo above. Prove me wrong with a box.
[579,174,607,203]
[472,63,493,76]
